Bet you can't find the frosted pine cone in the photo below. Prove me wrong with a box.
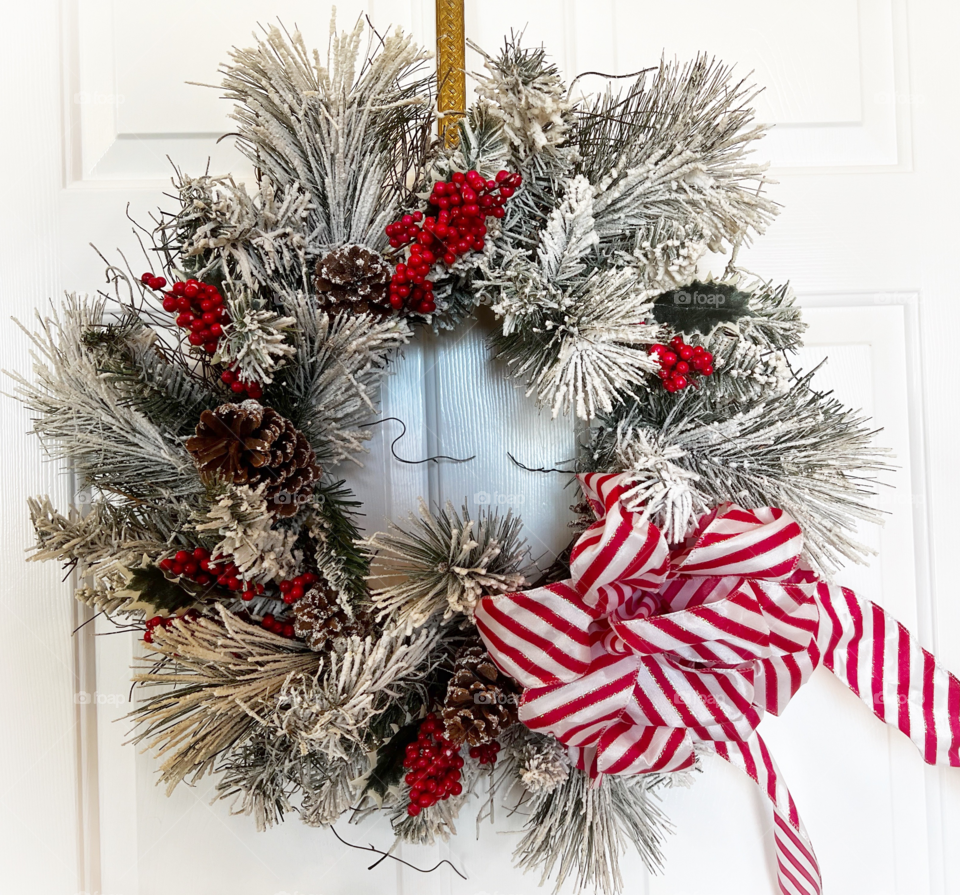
[314,244,393,318]
[517,736,571,794]
[293,586,367,651]
[185,401,320,517]
[442,642,518,746]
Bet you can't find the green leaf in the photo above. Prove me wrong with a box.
[650,281,754,334]
[361,720,421,803]
[120,565,202,615]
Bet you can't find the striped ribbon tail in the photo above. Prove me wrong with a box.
[815,583,960,767]
[711,734,821,895]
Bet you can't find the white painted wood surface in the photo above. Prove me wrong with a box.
[4,1,960,893]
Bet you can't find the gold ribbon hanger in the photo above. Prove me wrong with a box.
[435,0,466,146]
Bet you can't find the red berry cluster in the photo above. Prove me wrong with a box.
[260,613,296,638]
[141,274,229,356]
[158,548,262,599]
[649,336,715,393]
[141,273,262,401]
[143,609,198,644]
[219,368,263,402]
[468,740,501,766]
[384,169,522,315]
[276,572,319,604]
[403,713,465,816]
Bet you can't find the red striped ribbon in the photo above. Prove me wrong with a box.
[475,473,960,895]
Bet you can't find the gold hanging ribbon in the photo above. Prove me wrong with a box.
[435,0,466,146]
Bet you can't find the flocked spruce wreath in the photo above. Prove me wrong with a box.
[17,15,960,895]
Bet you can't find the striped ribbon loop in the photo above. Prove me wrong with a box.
[475,472,960,895]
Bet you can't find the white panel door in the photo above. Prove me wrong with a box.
[4,1,960,894]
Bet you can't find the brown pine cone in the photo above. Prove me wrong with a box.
[293,585,367,652]
[185,401,321,517]
[314,244,393,318]
[442,641,519,747]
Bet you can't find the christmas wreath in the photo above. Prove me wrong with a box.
[16,15,960,895]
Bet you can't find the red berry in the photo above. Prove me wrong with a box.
[162,296,178,312]
[184,283,199,299]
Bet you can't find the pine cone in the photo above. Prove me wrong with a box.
[185,401,321,517]
[293,585,367,651]
[314,244,393,318]
[442,642,518,747]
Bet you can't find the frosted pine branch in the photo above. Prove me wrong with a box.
[193,482,301,583]
[221,19,434,251]
[575,55,778,258]
[514,771,672,894]
[215,290,297,385]
[13,296,198,499]
[271,293,411,465]
[367,501,529,629]
[590,374,892,576]
[492,268,664,419]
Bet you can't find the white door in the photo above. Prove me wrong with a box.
[4,1,960,893]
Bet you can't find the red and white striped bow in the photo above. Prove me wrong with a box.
[475,473,960,895]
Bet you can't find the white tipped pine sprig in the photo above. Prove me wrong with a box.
[129,606,321,793]
[590,374,892,577]
[271,292,411,466]
[492,267,664,420]
[214,290,296,385]
[630,219,709,294]
[299,748,370,827]
[366,501,529,629]
[514,770,672,895]
[267,624,443,762]
[12,295,198,500]
[193,482,301,583]
[159,172,312,293]
[470,37,572,162]
[536,174,600,284]
[609,429,710,544]
[221,19,434,251]
[514,733,572,795]
[468,37,578,250]
[28,496,191,614]
[574,55,778,259]
[214,728,301,830]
